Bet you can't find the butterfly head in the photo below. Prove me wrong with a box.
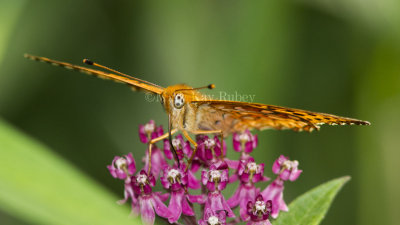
[161,84,200,113]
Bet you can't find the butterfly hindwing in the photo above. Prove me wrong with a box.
[192,100,370,133]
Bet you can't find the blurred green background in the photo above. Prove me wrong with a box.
[1,0,399,224]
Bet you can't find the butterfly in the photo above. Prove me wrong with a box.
[25,54,370,170]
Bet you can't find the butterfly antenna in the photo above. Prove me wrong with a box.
[83,59,163,89]
[177,84,215,92]
[198,84,215,90]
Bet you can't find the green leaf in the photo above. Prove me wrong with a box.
[0,118,141,225]
[274,176,350,225]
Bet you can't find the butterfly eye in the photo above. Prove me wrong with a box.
[174,93,185,109]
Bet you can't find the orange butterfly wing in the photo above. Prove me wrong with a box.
[24,54,164,94]
[192,100,370,133]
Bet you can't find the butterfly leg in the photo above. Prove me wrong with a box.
[148,129,177,173]
[185,129,223,172]
[181,130,198,172]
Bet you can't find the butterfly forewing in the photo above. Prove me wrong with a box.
[192,100,370,133]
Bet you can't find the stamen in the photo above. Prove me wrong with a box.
[247,162,258,173]
[239,133,250,143]
[115,158,127,170]
[255,200,266,212]
[144,123,155,134]
[283,160,299,170]
[210,170,221,182]
[172,139,181,148]
[204,138,216,149]
[136,174,148,184]
[167,169,181,183]
[207,216,220,225]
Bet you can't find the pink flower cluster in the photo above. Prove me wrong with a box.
[107,120,302,225]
